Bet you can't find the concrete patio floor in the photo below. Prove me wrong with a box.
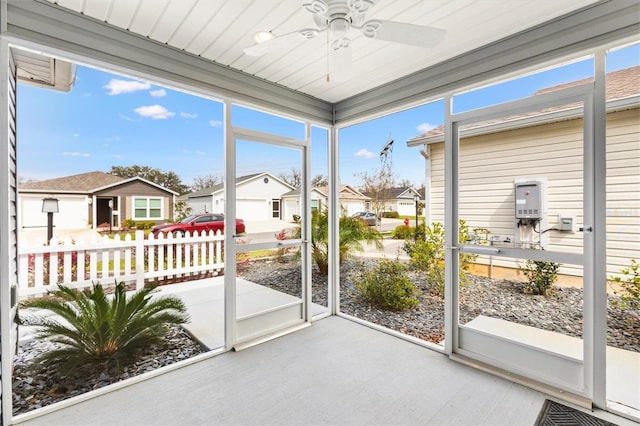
[157,277,328,350]
[15,316,633,426]
[15,275,638,424]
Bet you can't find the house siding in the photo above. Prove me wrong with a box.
[95,181,174,222]
[606,108,640,275]
[429,107,639,278]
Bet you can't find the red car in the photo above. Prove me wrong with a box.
[151,213,246,237]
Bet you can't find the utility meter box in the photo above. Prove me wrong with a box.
[515,181,543,220]
[558,213,576,232]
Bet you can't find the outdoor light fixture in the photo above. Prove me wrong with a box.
[41,197,59,244]
[41,197,59,213]
[108,199,114,233]
[254,31,275,43]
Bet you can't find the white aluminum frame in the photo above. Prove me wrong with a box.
[224,121,312,348]
[445,81,598,402]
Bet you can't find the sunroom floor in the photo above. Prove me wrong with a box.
[15,316,633,426]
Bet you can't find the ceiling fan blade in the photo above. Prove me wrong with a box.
[243,30,318,56]
[361,20,445,48]
[330,38,352,82]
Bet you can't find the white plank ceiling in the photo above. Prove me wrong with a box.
[45,0,600,103]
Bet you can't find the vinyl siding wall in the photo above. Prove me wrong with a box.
[95,181,174,222]
[606,108,640,276]
[428,107,639,279]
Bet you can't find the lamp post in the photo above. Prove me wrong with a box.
[414,193,420,240]
[108,199,114,233]
[41,197,59,245]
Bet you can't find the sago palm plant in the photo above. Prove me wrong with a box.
[20,281,189,372]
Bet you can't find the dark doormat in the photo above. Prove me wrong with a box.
[535,399,618,426]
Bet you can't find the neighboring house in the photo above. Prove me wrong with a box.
[281,187,328,221]
[316,185,371,217]
[19,171,178,230]
[185,172,295,221]
[363,186,422,217]
[407,65,640,278]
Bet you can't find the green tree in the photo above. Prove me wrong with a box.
[20,281,189,373]
[109,165,189,195]
[308,209,382,275]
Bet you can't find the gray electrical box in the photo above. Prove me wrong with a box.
[515,181,543,219]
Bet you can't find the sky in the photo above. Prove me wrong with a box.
[17,43,639,191]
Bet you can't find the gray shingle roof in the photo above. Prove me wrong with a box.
[408,65,640,143]
[19,171,125,192]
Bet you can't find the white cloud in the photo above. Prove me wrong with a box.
[354,148,375,159]
[119,114,136,122]
[112,154,122,159]
[195,150,206,156]
[416,122,437,133]
[150,88,167,97]
[134,105,175,120]
[104,79,152,95]
[209,120,222,127]
[181,112,198,119]
[73,133,80,138]
[105,136,121,142]
[62,152,90,157]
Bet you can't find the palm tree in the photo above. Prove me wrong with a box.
[20,281,189,372]
[309,209,382,275]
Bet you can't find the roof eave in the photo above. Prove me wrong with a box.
[407,96,640,147]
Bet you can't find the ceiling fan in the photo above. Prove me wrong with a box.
[243,0,445,83]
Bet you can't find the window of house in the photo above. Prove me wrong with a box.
[134,197,163,219]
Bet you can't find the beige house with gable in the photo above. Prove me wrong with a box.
[408,66,639,279]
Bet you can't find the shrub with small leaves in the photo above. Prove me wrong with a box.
[611,259,640,309]
[522,255,560,296]
[403,220,475,296]
[356,260,419,311]
[392,225,414,240]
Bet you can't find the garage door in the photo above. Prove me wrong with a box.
[236,199,267,221]
[20,195,88,230]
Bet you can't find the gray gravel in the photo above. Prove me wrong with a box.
[12,325,204,415]
[244,257,640,351]
[12,256,639,415]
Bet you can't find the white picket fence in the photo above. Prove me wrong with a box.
[18,230,225,298]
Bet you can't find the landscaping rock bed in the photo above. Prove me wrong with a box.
[12,325,204,415]
[12,256,638,416]
[243,257,640,352]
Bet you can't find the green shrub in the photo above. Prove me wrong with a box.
[522,254,560,296]
[356,260,419,310]
[20,281,189,373]
[381,211,400,219]
[392,225,414,240]
[611,259,640,309]
[403,220,476,296]
[121,218,136,229]
[136,220,155,230]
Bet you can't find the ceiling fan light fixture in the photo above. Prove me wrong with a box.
[330,16,349,38]
[253,31,275,43]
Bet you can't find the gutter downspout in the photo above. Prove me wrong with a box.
[420,145,431,226]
